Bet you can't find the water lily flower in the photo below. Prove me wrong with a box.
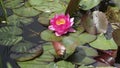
[48,14,75,36]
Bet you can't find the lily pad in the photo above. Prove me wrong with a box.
[13,6,40,17]
[8,15,33,26]
[40,30,62,41]
[62,33,96,58]
[81,46,98,57]
[79,0,101,10]
[10,42,43,61]
[18,59,55,68]
[0,26,22,35]
[38,12,50,26]
[66,46,96,65]
[0,26,23,46]
[5,0,24,9]
[29,0,65,13]
[56,61,74,68]
[90,34,118,50]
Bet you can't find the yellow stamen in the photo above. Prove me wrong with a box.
[56,18,65,25]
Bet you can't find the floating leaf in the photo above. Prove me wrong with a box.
[0,26,22,46]
[8,15,33,26]
[38,12,50,26]
[66,46,96,65]
[0,36,22,46]
[0,26,22,35]
[56,61,74,68]
[29,0,65,13]
[66,46,86,63]
[40,30,62,41]
[10,42,43,61]
[79,57,96,65]
[92,11,109,33]
[79,0,101,10]
[18,58,56,68]
[90,34,118,50]
[28,0,43,6]
[81,46,98,57]
[13,6,40,17]
[62,33,96,58]
[37,42,56,62]
[112,29,120,46]
[4,0,24,9]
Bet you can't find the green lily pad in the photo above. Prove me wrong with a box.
[62,33,96,58]
[0,26,23,46]
[40,30,62,41]
[18,59,55,68]
[79,0,101,10]
[78,57,96,65]
[13,6,41,17]
[38,12,50,26]
[29,0,65,13]
[66,46,96,65]
[90,34,118,50]
[10,42,43,61]
[81,46,98,57]
[8,15,33,26]
[56,61,74,68]
[0,26,22,35]
[5,0,24,9]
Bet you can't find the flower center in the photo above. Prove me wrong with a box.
[56,18,65,25]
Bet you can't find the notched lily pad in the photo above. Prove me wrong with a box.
[40,30,62,41]
[90,34,118,50]
[10,42,43,61]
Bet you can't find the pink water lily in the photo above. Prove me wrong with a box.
[48,14,75,36]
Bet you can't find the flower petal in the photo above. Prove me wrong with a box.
[68,28,76,32]
[55,32,62,36]
[48,25,55,31]
[70,18,74,26]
